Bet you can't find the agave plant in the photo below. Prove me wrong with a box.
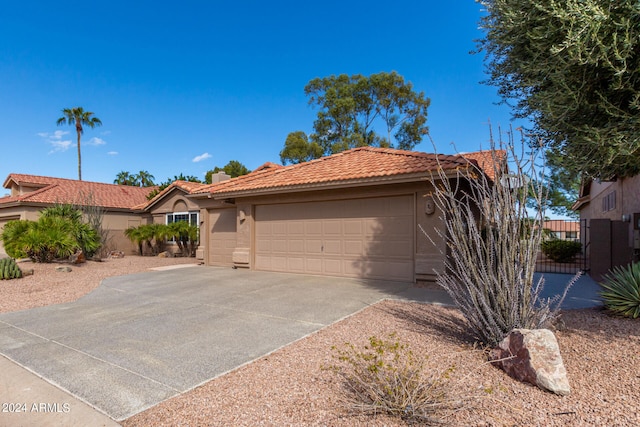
[600,263,640,319]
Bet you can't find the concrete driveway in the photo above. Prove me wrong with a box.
[0,266,431,422]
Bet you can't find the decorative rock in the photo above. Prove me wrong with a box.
[55,266,72,273]
[157,251,173,258]
[489,328,571,396]
[108,250,125,259]
[22,268,34,277]
[69,250,86,264]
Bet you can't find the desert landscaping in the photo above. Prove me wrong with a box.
[0,256,638,426]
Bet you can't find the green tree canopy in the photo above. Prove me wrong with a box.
[114,170,156,187]
[279,131,323,165]
[56,107,102,181]
[114,171,137,186]
[206,160,250,182]
[478,0,640,180]
[280,71,430,164]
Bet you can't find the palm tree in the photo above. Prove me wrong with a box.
[135,170,156,187]
[124,226,145,256]
[114,171,136,186]
[56,107,102,181]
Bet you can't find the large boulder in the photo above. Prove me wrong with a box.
[489,328,570,396]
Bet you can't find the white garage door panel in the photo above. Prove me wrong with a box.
[255,196,414,281]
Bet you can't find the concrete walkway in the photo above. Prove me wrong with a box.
[0,267,601,426]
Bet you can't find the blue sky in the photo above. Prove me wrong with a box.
[0,1,526,186]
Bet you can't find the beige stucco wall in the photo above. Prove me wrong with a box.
[580,175,640,248]
[100,211,150,255]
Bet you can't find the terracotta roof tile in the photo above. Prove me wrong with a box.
[140,180,208,210]
[199,147,488,196]
[1,174,155,209]
[459,150,506,182]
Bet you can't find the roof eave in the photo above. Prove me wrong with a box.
[571,196,590,211]
[206,170,462,199]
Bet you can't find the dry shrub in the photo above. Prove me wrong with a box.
[328,333,461,424]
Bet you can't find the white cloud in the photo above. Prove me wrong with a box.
[38,130,73,153]
[49,140,72,153]
[192,152,212,162]
[88,137,106,146]
[107,151,118,156]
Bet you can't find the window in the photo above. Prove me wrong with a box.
[166,212,198,226]
[166,211,199,242]
[602,191,616,212]
[565,231,578,240]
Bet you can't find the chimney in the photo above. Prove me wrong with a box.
[210,172,231,184]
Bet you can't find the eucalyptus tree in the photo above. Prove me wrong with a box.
[56,107,102,180]
[280,71,430,164]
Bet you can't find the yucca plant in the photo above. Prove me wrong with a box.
[600,263,640,319]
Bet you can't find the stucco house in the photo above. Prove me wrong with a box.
[137,147,498,283]
[0,174,155,255]
[1,147,498,284]
[572,175,640,277]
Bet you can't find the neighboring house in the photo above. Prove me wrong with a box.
[572,175,640,278]
[0,148,499,284]
[0,174,155,255]
[542,220,580,241]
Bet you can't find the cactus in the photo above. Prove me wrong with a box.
[0,258,22,280]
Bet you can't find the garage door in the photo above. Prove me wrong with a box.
[255,196,414,281]
[208,208,237,266]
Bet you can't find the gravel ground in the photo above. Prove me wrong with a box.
[1,257,638,426]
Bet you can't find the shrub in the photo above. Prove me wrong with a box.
[1,220,31,259]
[0,206,101,263]
[41,205,101,258]
[328,334,457,423]
[600,263,640,318]
[0,258,22,280]
[541,240,582,263]
[167,221,199,257]
[21,216,78,262]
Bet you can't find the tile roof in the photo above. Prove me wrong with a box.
[459,150,506,182]
[138,180,208,210]
[195,147,498,197]
[0,174,155,210]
